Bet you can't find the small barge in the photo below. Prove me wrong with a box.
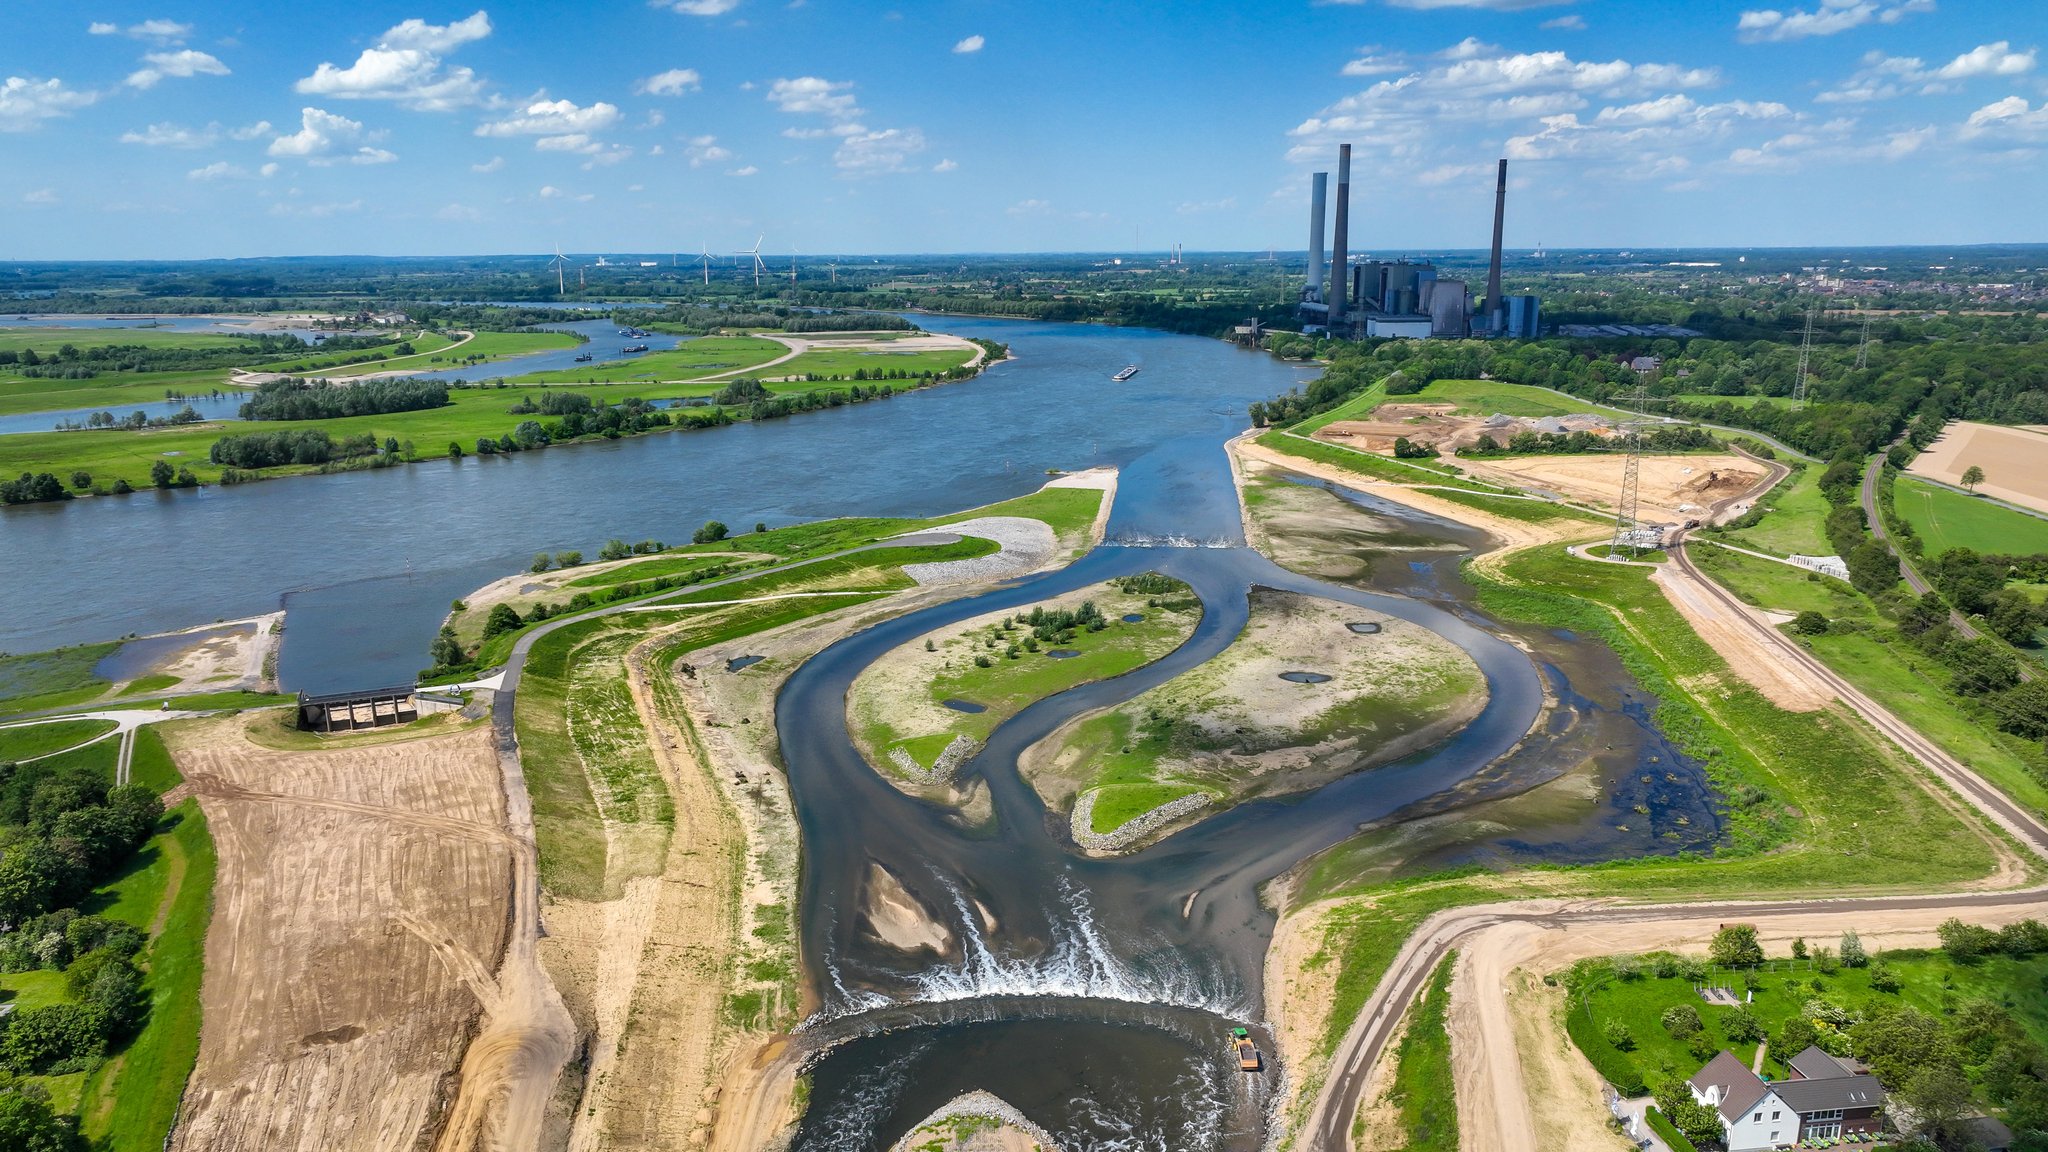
[1111,365,1139,381]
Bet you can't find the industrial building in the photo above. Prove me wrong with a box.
[1299,149,1541,340]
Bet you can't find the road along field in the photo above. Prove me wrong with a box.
[163,714,518,1152]
[1907,421,2048,517]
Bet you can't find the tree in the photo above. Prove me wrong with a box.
[1962,465,1985,493]
[693,520,729,545]
[447,441,465,459]
[1840,930,1867,968]
[1777,1016,1820,1057]
[481,604,522,639]
[1791,937,1809,959]
[553,550,582,568]
[599,539,631,562]
[530,553,551,574]
[174,466,196,487]
[1938,917,1998,961]
[110,478,132,494]
[1723,1006,1764,1044]
[0,1005,107,1074]
[1901,1066,1975,1150]
[429,627,464,669]
[1603,1019,1635,1051]
[1792,611,1829,636]
[1392,436,1434,459]
[1851,1005,1957,1087]
[0,1080,88,1152]
[67,471,89,490]
[149,460,173,489]
[754,522,767,534]
[1710,924,1764,968]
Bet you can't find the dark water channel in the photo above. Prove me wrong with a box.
[775,438,1718,1147]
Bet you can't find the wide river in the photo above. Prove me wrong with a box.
[0,317,1312,689]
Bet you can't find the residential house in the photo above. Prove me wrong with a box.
[1687,1046,1887,1150]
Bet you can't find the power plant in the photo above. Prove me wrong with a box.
[1298,149,1541,340]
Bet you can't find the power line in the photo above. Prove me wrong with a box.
[1794,304,1817,403]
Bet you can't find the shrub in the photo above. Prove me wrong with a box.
[1604,1019,1636,1051]
[0,1005,107,1074]
[1723,1007,1763,1044]
[1840,930,1868,968]
[1792,611,1829,636]
[481,604,522,639]
[1662,1004,1704,1038]
[693,520,729,545]
[1938,918,1998,962]
[1710,925,1764,968]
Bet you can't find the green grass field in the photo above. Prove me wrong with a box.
[1383,952,1459,1152]
[764,346,974,379]
[79,804,215,1149]
[1689,545,1867,618]
[0,642,117,707]
[1404,378,1612,419]
[1717,466,1832,557]
[509,335,789,385]
[1570,946,2048,1094]
[246,331,462,375]
[0,337,999,489]
[0,717,117,761]
[0,328,253,356]
[1896,476,2048,556]
[1291,380,1388,435]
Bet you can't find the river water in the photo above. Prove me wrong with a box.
[0,317,1305,689]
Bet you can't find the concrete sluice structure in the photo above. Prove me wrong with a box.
[295,684,420,732]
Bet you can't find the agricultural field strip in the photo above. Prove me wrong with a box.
[1275,428,1612,514]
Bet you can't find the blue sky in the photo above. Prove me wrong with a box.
[3,0,2045,258]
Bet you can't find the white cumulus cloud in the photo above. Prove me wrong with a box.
[668,0,740,14]
[296,11,490,110]
[1736,0,1933,43]
[953,35,984,54]
[637,68,702,96]
[477,98,621,137]
[90,19,191,42]
[768,76,861,119]
[0,76,98,132]
[268,106,394,165]
[126,49,230,89]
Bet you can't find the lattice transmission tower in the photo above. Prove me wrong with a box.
[1855,314,1873,370]
[1794,304,1817,403]
[1608,379,1653,559]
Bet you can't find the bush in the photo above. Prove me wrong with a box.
[1869,961,1901,993]
[1644,1107,1700,1152]
[1723,1007,1763,1044]
[481,604,522,639]
[1938,917,1999,962]
[1604,1019,1636,1051]
[0,1005,107,1074]
[693,520,729,545]
[1840,930,1868,968]
[1662,1003,1704,1039]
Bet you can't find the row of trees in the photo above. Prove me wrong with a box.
[238,377,447,421]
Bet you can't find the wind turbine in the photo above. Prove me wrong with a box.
[733,235,765,288]
[548,245,570,295]
[699,242,712,286]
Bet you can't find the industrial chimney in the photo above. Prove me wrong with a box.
[1304,172,1328,304]
[1484,158,1507,330]
[1328,145,1351,328]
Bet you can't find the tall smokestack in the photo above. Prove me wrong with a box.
[1304,172,1328,303]
[1328,144,1351,328]
[1484,157,1507,328]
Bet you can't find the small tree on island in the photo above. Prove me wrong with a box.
[1962,464,1986,493]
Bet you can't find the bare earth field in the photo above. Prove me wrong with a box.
[1461,454,1762,525]
[1907,420,2048,515]
[165,716,514,1152]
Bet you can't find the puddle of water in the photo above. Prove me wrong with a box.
[1345,622,1381,634]
[1122,613,1145,623]
[941,698,987,714]
[726,655,765,672]
[1045,649,1081,659]
[1279,671,1331,684]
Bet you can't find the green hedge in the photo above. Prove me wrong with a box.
[1563,1000,1647,1096]
[1645,1106,1700,1152]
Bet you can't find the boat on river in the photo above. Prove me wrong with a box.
[622,344,648,353]
[1112,365,1139,381]
[574,353,593,362]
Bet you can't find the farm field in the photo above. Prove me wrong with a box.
[1908,421,2048,517]
[1895,474,2048,556]
[1397,378,1612,419]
